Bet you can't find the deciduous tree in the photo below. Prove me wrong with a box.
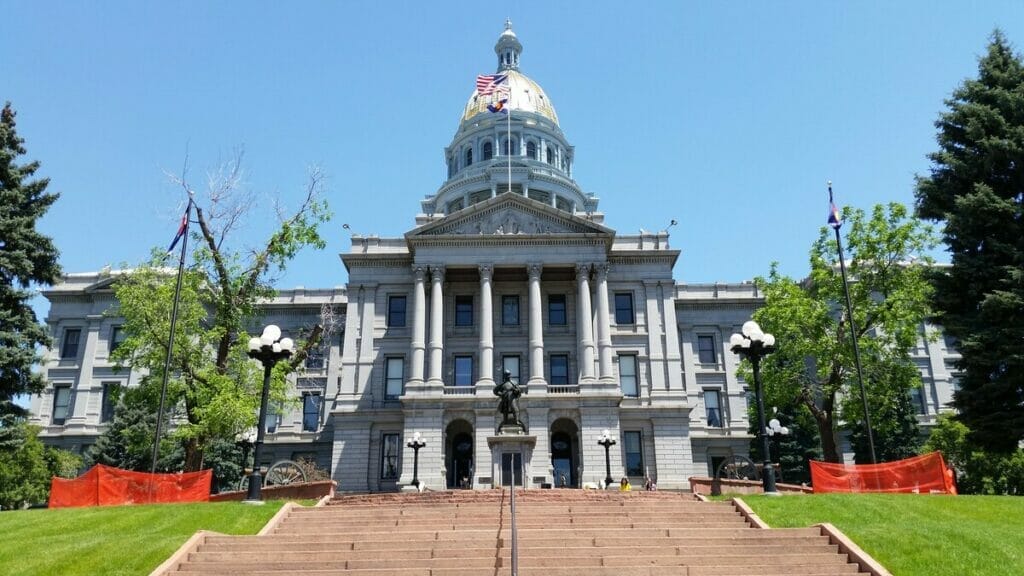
[750,203,935,462]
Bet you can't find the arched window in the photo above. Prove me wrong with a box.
[503,138,517,156]
[545,146,554,165]
[465,148,473,167]
[483,141,493,161]
[526,141,536,160]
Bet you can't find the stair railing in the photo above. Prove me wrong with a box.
[509,481,518,576]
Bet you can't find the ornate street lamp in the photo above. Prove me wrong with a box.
[407,432,426,489]
[245,325,294,503]
[730,320,779,495]
[766,414,790,482]
[597,429,616,488]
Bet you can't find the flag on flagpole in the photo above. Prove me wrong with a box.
[487,98,509,113]
[167,202,190,254]
[827,183,842,229]
[476,74,507,96]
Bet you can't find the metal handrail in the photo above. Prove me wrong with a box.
[509,482,518,576]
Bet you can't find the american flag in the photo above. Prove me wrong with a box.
[476,74,507,96]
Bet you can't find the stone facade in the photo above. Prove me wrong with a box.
[29,22,961,490]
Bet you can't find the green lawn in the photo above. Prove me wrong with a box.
[0,501,295,576]
[742,493,1024,576]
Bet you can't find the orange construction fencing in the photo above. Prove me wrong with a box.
[810,452,956,494]
[49,464,212,508]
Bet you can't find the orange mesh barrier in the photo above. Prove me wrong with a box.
[810,452,956,495]
[49,464,212,508]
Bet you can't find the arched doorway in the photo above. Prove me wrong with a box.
[445,420,474,489]
[550,418,580,488]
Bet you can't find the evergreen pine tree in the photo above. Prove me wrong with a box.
[0,102,62,417]
[915,31,1024,452]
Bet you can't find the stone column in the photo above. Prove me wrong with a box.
[527,263,545,386]
[409,265,427,385]
[427,265,445,386]
[576,263,596,382]
[594,263,614,380]
[479,264,495,384]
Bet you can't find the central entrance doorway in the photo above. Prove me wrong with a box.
[446,420,474,489]
[550,418,580,488]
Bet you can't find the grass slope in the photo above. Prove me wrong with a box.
[743,494,1024,576]
[0,501,288,576]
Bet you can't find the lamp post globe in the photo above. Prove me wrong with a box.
[730,320,779,496]
[244,324,294,504]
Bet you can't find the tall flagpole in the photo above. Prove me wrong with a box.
[506,86,512,194]
[828,182,877,465]
[151,197,193,476]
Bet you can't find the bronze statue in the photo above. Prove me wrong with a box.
[493,369,524,431]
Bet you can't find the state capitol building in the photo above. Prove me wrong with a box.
[29,23,960,491]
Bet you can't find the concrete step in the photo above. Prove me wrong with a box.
[174,570,864,576]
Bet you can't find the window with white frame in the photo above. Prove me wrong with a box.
[381,433,399,479]
[619,354,638,397]
[52,385,72,425]
[697,334,717,364]
[61,328,81,359]
[704,389,723,427]
[549,354,569,385]
[623,431,643,476]
[387,295,407,328]
[385,357,405,399]
[502,355,520,384]
[454,356,474,386]
[302,393,322,432]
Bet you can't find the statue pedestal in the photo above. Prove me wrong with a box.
[487,432,536,489]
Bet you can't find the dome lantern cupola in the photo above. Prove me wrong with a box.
[495,18,522,72]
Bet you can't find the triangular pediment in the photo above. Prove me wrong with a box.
[408,193,613,238]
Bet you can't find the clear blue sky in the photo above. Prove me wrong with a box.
[6,1,1024,297]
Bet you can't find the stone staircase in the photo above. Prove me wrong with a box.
[159,490,876,575]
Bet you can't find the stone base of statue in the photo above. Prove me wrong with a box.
[487,432,536,489]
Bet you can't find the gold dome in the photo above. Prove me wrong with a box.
[460,70,559,125]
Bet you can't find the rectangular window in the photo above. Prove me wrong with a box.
[304,341,326,370]
[381,433,399,479]
[549,354,569,385]
[302,393,322,432]
[623,431,643,476]
[502,295,520,326]
[101,382,120,423]
[455,295,474,326]
[385,357,405,399]
[548,294,567,325]
[697,335,717,364]
[110,326,125,354]
[910,386,927,415]
[704,389,723,427]
[454,355,474,386]
[619,354,638,397]
[266,402,282,434]
[387,295,407,327]
[61,328,81,359]
[502,355,520,384]
[52,385,72,425]
[614,293,634,325]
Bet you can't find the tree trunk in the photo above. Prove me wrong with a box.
[800,391,842,463]
[183,437,204,472]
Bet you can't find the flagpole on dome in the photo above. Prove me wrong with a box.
[506,84,512,195]
[151,195,194,483]
[828,181,877,467]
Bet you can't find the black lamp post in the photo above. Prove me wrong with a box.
[245,325,294,503]
[766,414,790,482]
[407,432,426,489]
[730,320,779,495]
[597,429,616,488]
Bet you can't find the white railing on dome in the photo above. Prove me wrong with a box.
[547,385,580,395]
[443,386,476,396]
